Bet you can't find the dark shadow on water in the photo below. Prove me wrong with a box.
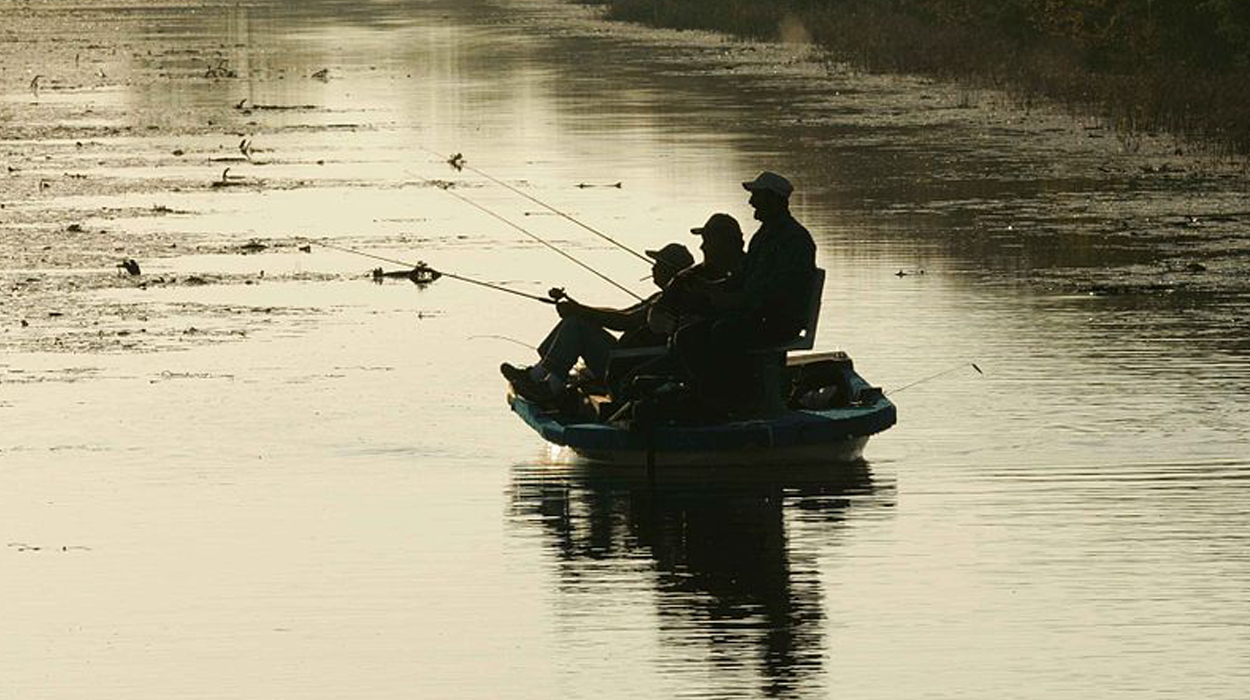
[508,460,893,698]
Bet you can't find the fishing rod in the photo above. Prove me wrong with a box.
[309,239,556,305]
[886,362,984,396]
[421,146,652,266]
[433,184,644,301]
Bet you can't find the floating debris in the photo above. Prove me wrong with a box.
[118,259,141,276]
[372,265,441,285]
[575,181,623,189]
[66,223,83,232]
[250,103,318,111]
[29,75,42,98]
[298,244,312,253]
[239,240,267,254]
[210,167,246,188]
[204,59,237,79]
[447,152,466,171]
[311,67,330,81]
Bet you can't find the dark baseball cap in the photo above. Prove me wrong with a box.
[690,212,743,242]
[644,242,695,271]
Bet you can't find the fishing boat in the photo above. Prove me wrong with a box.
[507,351,896,466]
[506,269,896,466]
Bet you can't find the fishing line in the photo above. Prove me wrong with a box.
[309,238,555,305]
[420,146,652,265]
[886,362,983,396]
[435,184,644,301]
[467,334,537,351]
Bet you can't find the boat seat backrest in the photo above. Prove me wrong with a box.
[756,267,824,354]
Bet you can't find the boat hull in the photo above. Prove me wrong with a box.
[507,390,895,467]
[563,435,871,467]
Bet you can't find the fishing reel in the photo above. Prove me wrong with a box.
[408,262,441,285]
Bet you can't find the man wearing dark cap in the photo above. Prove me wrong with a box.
[647,212,746,335]
[501,242,695,405]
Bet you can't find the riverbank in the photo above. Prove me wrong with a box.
[575,0,1250,157]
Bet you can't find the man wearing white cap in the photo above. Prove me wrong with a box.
[733,170,816,339]
[679,172,815,340]
[673,171,816,409]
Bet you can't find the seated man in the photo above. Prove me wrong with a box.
[647,212,746,336]
[501,242,695,405]
[605,213,746,394]
[673,172,816,410]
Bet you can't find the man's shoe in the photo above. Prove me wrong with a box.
[500,362,530,385]
[500,363,557,406]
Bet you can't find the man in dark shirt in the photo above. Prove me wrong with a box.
[678,172,815,345]
[673,171,816,410]
[646,212,746,335]
[735,171,817,341]
[501,242,694,405]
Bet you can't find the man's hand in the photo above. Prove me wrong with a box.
[556,299,583,319]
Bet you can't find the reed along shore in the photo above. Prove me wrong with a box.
[576,0,1250,156]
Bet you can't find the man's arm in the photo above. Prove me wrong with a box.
[557,299,648,332]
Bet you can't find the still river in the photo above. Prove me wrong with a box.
[2,1,1248,698]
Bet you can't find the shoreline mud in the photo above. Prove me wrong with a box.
[574,0,1250,157]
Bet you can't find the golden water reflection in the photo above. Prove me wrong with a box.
[510,463,888,697]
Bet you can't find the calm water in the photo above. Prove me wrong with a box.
[3,1,1248,698]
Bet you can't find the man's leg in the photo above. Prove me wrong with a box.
[540,317,616,381]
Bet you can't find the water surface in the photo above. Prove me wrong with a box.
[2,1,1248,698]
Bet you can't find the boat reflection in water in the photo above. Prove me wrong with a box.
[508,461,892,697]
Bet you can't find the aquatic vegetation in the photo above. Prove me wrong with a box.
[580,0,1250,155]
[203,59,236,79]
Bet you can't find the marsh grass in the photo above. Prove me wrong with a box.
[578,0,1250,156]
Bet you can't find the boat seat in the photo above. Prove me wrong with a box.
[748,267,825,355]
[745,268,826,414]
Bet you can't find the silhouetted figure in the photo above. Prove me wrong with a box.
[674,172,816,410]
[646,213,746,336]
[501,243,695,406]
